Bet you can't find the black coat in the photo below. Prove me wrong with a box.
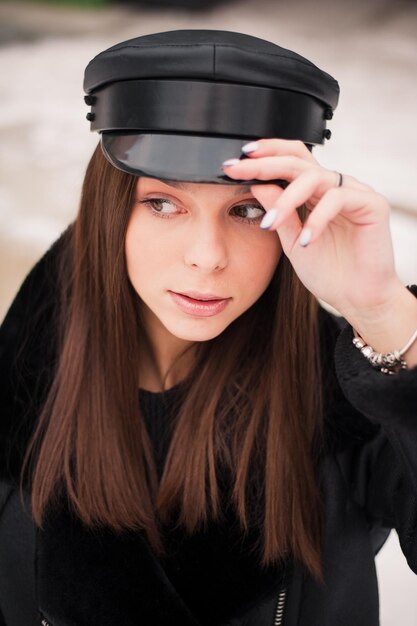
[1,236,416,626]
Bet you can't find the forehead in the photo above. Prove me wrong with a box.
[137,178,253,197]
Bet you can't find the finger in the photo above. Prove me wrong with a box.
[250,185,303,255]
[337,173,375,193]
[250,184,285,209]
[298,187,390,246]
[257,168,377,232]
[222,155,313,181]
[241,138,317,163]
[274,210,304,256]
[261,167,337,230]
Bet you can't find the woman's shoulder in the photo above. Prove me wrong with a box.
[0,229,71,487]
[1,228,71,342]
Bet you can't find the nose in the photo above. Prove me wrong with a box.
[183,215,228,273]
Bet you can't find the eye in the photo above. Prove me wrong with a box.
[146,198,178,215]
[231,203,266,224]
[136,197,183,219]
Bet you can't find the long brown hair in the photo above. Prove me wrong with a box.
[22,144,324,580]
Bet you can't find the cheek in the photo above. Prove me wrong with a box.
[125,216,174,288]
[125,223,139,283]
[125,217,154,290]
[242,233,282,290]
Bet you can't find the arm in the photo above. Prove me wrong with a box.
[341,284,417,370]
[335,286,417,431]
[333,301,417,572]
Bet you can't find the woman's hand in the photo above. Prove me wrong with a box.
[222,138,417,363]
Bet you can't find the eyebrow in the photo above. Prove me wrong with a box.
[161,180,253,196]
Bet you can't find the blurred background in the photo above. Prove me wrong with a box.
[0,0,416,622]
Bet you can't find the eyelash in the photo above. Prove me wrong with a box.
[137,198,266,225]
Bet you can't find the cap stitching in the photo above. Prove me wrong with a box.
[94,43,315,67]
[89,43,338,84]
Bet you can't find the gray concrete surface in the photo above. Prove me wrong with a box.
[0,0,416,623]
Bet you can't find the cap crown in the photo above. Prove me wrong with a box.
[84,29,339,109]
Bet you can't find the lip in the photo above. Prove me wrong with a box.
[168,291,231,317]
[177,291,228,301]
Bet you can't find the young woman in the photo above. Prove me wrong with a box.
[0,30,416,626]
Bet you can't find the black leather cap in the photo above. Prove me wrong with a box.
[84,30,340,184]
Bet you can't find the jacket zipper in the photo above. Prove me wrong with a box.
[40,590,287,626]
[273,587,286,626]
[40,589,287,626]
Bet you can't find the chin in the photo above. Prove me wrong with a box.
[164,317,232,343]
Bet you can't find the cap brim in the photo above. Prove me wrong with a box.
[101,133,289,187]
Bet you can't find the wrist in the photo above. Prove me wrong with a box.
[344,286,417,369]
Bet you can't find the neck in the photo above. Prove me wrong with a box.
[139,308,196,392]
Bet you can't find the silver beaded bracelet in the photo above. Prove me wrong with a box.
[352,326,417,375]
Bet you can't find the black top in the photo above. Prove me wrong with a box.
[0,384,286,626]
[139,385,288,626]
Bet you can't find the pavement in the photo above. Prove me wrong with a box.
[0,1,416,623]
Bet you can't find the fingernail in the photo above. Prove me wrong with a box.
[241,141,259,154]
[222,158,240,167]
[260,209,278,230]
[299,228,312,247]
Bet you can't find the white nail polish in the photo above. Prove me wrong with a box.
[260,209,278,230]
[299,228,312,247]
[222,158,240,167]
[241,141,259,154]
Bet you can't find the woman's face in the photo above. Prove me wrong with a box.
[125,177,282,346]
